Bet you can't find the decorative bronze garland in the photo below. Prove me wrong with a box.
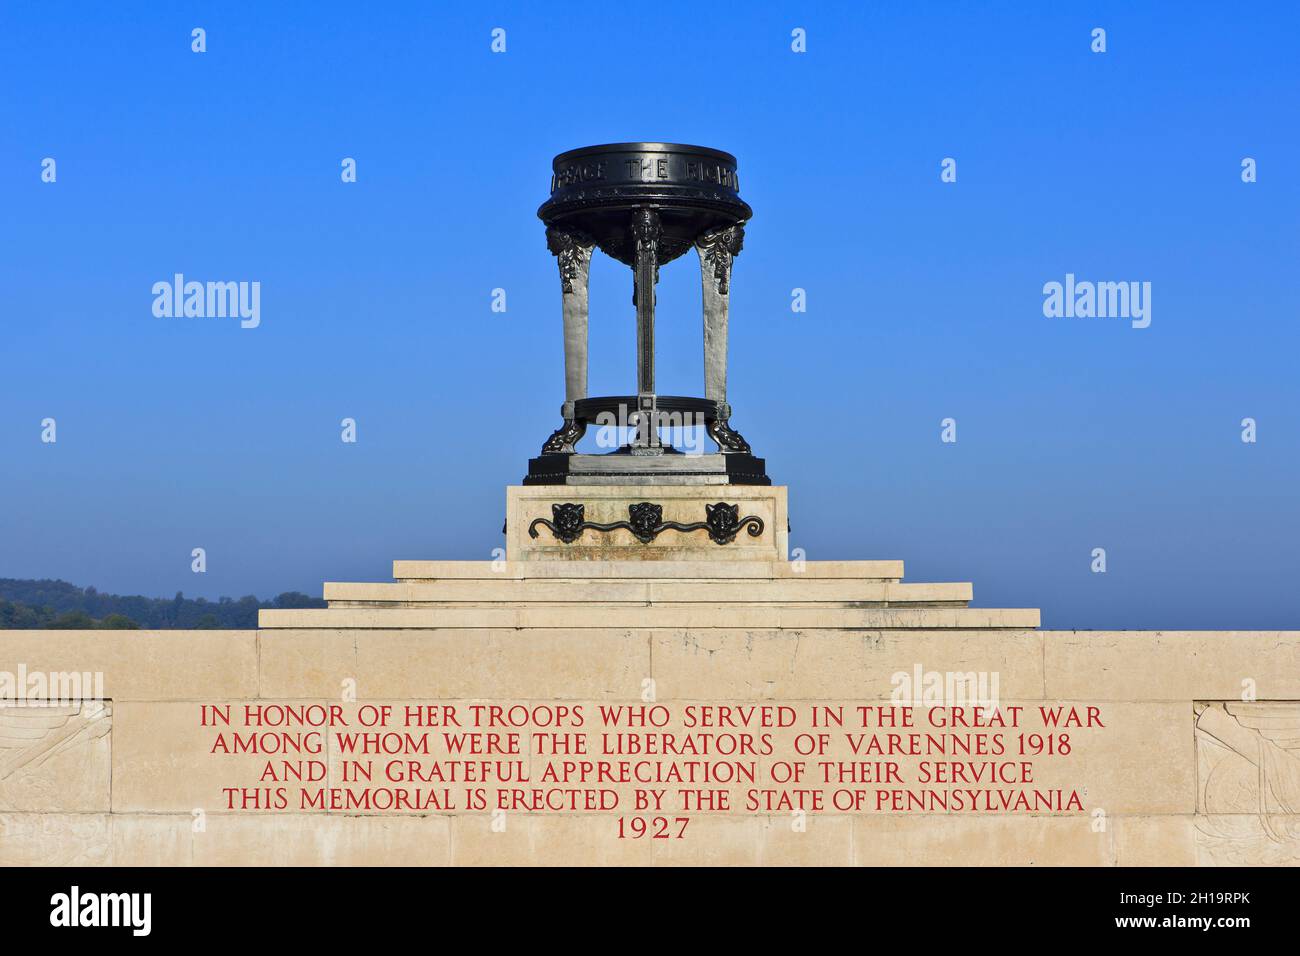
[528,502,764,546]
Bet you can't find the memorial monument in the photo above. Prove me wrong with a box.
[1,143,1297,869]
[511,144,783,561]
[529,142,766,485]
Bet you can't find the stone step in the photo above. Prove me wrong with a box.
[328,602,974,613]
[323,579,971,606]
[258,605,1038,630]
[391,559,904,582]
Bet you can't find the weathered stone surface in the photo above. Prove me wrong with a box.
[192,814,451,866]
[650,815,855,866]
[0,812,112,866]
[648,629,1045,700]
[323,579,972,607]
[259,606,1037,629]
[0,631,257,700]
[506,484,789,562]
[258,629,357,699]
[851,814,1110,866]
[449,815,651,867]
[1112,815,1198,866]
[0,702,112,812]
[352,629,650,699]
[393,559,904,581]
[1192,701,1300,865]
[111,813,195,866]
[1045,631,1300,700]
[111,701,287,814]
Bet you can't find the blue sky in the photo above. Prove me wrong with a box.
[2,2,1297,628]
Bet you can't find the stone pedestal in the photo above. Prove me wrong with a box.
[505,483,788,562]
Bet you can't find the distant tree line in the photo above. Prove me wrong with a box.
[0,579,325,629]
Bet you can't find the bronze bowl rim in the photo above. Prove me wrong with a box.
[550,142,738,167]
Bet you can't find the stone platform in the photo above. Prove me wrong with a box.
[258,557,1037,630]
[2,494,1298,866]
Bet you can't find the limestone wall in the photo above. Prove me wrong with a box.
[2,626,1297,866]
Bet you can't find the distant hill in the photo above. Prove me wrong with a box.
[0,578,325,629]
